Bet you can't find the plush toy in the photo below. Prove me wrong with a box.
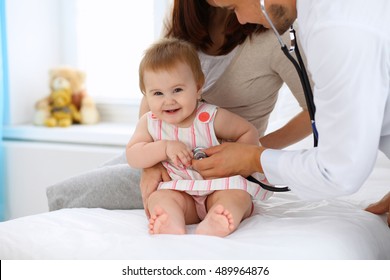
[33,98,51,126]
[34,66,99,126]
[44,86,81,127]
[79,95,99,124]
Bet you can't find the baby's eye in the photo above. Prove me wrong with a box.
[153,91,163,96]
[173,88,183,93]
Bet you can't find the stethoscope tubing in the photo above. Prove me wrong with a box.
[247,175,291,192]
[281,39,318,147]
[260,0,318,146]
[254,0,318,192]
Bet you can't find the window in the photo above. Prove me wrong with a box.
[66,0,171,106]
[5,0,172,125]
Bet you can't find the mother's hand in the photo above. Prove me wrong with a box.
[192,142,264,179]
[365,192,390,226]
[140,163,170,218]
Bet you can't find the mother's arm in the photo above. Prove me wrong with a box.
[260,109,311,149]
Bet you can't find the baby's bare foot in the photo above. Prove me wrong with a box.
[148,206,185,235]
[195,204,235,237]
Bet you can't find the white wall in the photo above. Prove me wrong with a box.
[3,141,123,220]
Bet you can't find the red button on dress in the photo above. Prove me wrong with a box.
[198,112,210,122]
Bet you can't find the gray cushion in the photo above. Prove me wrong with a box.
[46,152,143,211]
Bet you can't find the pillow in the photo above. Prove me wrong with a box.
[46,152,143,211]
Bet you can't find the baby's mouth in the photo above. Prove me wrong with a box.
[164,109,180,113]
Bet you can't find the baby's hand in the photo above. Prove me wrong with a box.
[166,141,193,167]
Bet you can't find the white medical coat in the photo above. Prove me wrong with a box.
[262,0,390,200]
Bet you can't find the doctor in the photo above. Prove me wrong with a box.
[192,0,390,224]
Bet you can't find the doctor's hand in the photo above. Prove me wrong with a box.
[365,192,390,226]
[140,163,171,218]
[192,142,265,179]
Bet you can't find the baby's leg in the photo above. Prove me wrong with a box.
[195,190,252,237]
[148,190,199,234]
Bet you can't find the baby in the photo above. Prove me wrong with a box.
[126,38,271,237]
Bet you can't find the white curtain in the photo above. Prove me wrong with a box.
[0,0,8,221]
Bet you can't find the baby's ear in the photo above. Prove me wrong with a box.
[197,89,203,100]
[197,83,203,99]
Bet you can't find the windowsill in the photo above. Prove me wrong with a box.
[3,122,136,147]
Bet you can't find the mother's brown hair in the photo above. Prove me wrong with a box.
[165,0,265,55]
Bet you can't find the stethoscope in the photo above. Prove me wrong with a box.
[247,0,319,192]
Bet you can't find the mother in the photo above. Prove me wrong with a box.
[47,0,311,214]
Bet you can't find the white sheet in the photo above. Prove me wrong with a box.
[1,153,390,260]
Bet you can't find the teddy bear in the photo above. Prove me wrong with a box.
[44,85,81,127]
[33,66,99,126]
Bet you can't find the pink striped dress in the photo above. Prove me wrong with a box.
[147,102,272,201]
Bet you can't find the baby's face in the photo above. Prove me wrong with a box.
[143,62,201,127]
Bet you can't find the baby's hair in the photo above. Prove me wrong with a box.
[139,38,205,94]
